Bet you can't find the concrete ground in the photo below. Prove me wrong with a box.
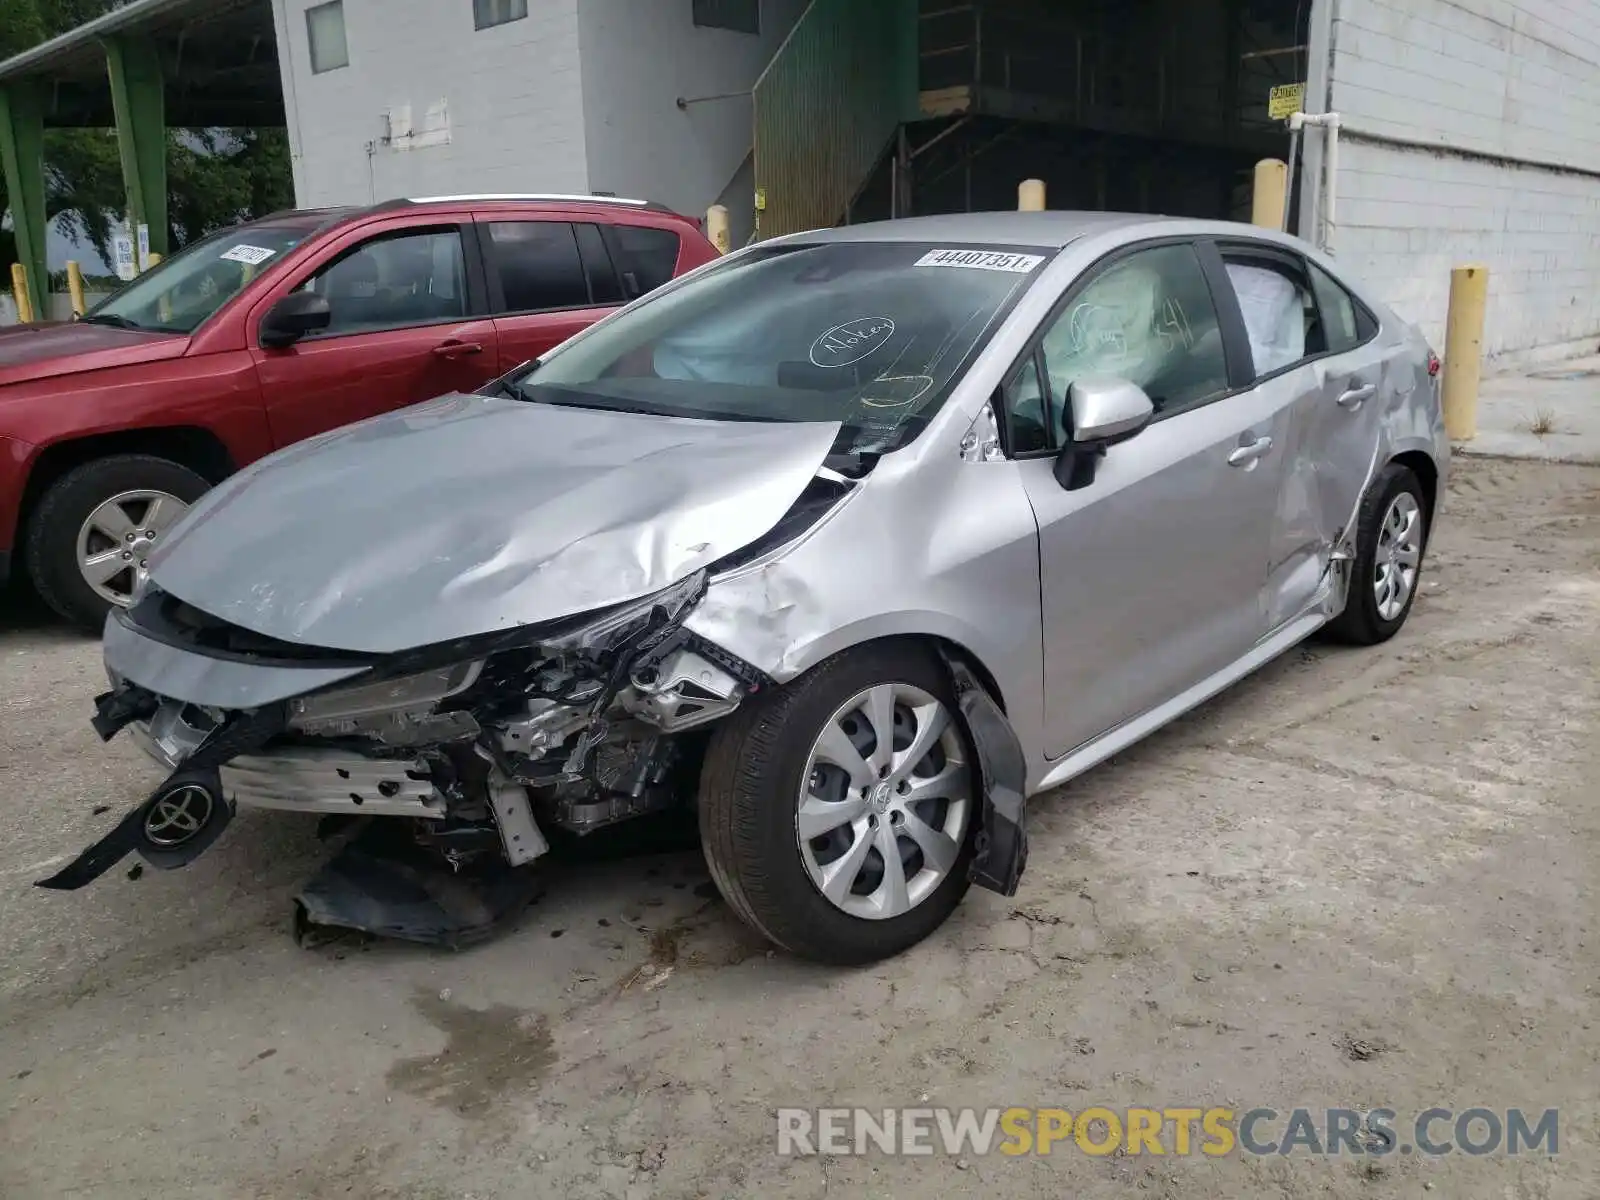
[1470,354,1600,464]
[1,454,1597,1199]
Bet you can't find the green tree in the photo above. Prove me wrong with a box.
[2,0,293,273]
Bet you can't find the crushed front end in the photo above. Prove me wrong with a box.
[42,570,764,945]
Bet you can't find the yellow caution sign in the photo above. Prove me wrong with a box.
[1268,83,1305,120]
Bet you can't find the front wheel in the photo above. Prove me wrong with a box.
[1324,461,1430,646]
[25,454,210,631]
[698,642,978,965]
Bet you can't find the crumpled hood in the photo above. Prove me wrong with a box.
[147,392,841,653]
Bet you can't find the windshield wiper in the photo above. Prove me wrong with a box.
[79,313,145,331]
[481,377,525,401]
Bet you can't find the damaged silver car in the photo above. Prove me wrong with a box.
[40,213,1447,965]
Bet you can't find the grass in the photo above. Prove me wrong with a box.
[1527,408,1558,437]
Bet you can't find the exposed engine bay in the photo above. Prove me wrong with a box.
[37,566,778,942]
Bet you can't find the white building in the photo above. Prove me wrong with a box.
[268,0,1600,366]
[271,0,806,250]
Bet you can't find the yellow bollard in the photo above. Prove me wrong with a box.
[1442,264,1488,441]
[1251,159,1288,229]
[10,262,34,324]
[66,260,87,317]
[1018,179,1046,211]
[705,204,731,255]
[144,251,162,270]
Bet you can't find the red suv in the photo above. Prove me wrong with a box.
[0,194,720,628]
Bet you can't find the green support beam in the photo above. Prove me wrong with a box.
[103,34,167,261]
[0,81,48,319]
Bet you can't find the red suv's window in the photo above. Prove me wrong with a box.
[573,223,625,305]
[608,224,682,297]
[486,221,592,313]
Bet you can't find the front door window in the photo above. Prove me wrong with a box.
[300,229,468,337]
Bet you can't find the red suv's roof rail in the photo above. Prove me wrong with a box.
[368,193,682,216]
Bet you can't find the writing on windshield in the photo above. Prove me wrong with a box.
[511,240,1053,455]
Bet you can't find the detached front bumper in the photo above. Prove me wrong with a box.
[130,703,447,819]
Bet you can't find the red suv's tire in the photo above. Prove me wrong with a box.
[25,455,211,632]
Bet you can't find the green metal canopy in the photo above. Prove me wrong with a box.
[0,0,282,313]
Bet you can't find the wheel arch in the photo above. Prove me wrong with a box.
[1390,447,1439,529]
[759,612,1013,717]
[17,427,236,550]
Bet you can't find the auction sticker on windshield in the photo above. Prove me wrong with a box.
[220,244,278,266]
[915,249,1045,273]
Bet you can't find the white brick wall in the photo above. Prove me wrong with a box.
[1324,0,1600,359]
[576,0,807,224]
[272,0,590,208]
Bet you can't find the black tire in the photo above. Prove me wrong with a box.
[25,454,211,631]
[698,640,978,965]
[1323,461,1429,646]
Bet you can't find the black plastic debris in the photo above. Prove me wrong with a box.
[294,823,544,951]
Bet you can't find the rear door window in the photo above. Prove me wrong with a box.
[606,224,683,298]
[574,222,626,305]
[485,221,591,313]
[1220,248,1327,378]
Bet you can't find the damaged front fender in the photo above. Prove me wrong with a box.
[941,654,1029,897]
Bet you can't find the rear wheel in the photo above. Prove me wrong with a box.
[1324,462,1429,646]
[25,454,209,631]
[698,641,978,965]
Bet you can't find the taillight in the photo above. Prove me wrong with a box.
[1427,353,1441,377]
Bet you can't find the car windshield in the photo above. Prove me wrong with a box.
[501,240,1054,455]
[82,223,317,335]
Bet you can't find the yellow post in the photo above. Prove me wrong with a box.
[66,260,87,317]
[10,262,34,324]
[706,204,731,255]
[1251,159,1288,229]
[1442,264,1489,441]
[143,251,162,269]
[1018,179,1046,211]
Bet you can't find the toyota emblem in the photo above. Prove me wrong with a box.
[143,784,215,848]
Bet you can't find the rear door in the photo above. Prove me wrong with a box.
[249,214,498,448]
[1215,241,1389,628]
[476,217,628,373]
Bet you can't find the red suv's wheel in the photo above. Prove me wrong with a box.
[25,455,211,631]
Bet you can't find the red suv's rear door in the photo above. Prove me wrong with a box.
[474,215,627,374]
[247,212,499,447]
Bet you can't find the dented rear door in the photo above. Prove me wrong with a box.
[1216,243,1392,630]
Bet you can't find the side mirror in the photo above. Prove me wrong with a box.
[1052,377,1156,491]
[259,292,331,349]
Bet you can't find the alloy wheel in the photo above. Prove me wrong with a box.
[1373,491,1422,622]
[796,682,972,921]
[76,489,189,607]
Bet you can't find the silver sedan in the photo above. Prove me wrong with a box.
[41,212,1446,966]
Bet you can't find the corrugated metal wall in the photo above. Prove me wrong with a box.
[751,0,916,238]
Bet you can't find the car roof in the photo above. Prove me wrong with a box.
[251,194,688,236]
[794,210,1164,249]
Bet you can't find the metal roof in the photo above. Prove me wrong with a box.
[0,0,282,127]
[793,211,1167,249]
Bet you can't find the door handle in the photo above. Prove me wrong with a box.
[432,340,483,359]
[1337,383,1376,409]
[1228,435,1273,466]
